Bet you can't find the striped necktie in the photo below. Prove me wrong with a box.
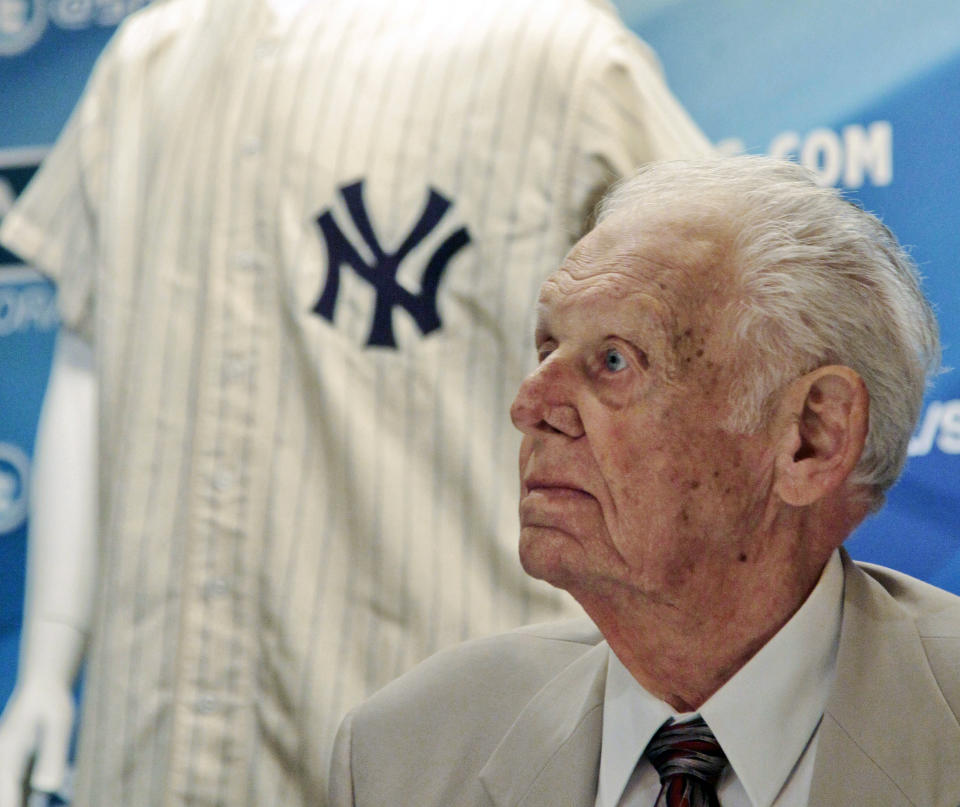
[645,716,727,807]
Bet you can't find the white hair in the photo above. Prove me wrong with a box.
[597,156,941,509]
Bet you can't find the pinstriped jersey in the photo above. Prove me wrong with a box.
[0,0,712,803]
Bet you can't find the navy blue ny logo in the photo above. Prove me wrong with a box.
[312,180,472,348]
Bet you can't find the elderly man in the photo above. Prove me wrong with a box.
[328,157,960,807]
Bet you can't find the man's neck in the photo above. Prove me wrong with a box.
[572,546,830,712]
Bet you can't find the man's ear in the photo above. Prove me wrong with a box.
[772,365,869,507]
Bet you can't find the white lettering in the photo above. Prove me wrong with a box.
[0,284,59,336]
[0,0,27,34]
[768,131,801,161]
[800,128,844,186]
[44,0,145,30]
[908,401,943,457]
[909,400,960,457]
[0,471,15,511]
[0,0,142,56]
[843,122,893,188]
[936,401,960,454]
[49,0,93,29]
[763,122,894,189]
[0,0,46,57]
[0,442,29,534]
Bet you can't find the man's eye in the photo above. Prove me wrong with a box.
[604,348,628,372]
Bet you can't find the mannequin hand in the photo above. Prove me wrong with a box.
[0,682,74,807]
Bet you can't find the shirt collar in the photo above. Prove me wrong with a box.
[597,550,845,807]
[597,651,674,807]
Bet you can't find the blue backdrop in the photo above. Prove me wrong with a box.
[1,0,959,749]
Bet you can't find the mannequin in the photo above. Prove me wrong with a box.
[0,2,308,799]
[0,332,96,805]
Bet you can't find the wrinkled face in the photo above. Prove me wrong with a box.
[510,215,777,603]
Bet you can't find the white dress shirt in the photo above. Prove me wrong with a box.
[596,550,845,807]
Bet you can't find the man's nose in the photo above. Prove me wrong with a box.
[510,356,584,439]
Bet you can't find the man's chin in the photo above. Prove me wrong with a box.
[518,526,583,590]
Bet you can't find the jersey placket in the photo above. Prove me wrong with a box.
[166,8,274,803]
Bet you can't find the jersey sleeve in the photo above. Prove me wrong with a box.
[0,35,120,343]
[563,25,714,237]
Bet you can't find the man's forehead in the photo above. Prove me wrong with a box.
[534,258,673,346]
[563,217,650,276]
[542,215,727,308]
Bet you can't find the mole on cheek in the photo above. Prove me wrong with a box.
[673,327,693,353]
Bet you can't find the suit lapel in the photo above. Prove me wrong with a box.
[809,551,960,806]
[479,641,609,807]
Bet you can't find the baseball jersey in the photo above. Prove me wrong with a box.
[0,0,712,804]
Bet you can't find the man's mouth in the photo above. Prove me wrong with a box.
[522,478,592,500]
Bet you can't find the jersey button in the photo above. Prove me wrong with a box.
[255,40,278,60]
[235,251,260,271]
[224,356,249,380]
[204,578,229,599]
[212,468,236,492]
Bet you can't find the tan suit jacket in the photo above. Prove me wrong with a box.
[329,551,960,806]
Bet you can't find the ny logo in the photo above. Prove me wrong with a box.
[312,180,472,348]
